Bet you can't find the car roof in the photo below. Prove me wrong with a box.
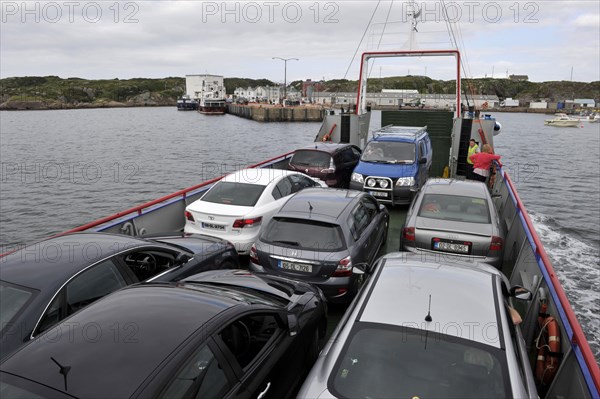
[295,143,356,154]
[0,233,150,290]
[371,126,427,143]
[360,253,502,348]
[0,283,256,398]
[277,188,359,222]
[221,168,299,186]
[423,178,489,198]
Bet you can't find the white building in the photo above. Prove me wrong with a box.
[312,92,499,109]
[574,99,596,108]
[186,74,225,101]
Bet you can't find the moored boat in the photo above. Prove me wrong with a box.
[176,95,198,111]
[198,98,226,114]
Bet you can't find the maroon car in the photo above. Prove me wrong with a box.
[288,143,362,188]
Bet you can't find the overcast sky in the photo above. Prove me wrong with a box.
[1,1,599,83]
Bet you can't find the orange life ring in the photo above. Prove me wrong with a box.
[535,316,561,386]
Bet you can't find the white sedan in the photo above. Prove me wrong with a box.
[184,168,326,254]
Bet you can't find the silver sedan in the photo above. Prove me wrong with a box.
[400,179,504,268]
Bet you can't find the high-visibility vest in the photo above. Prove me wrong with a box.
[467,144,479,165]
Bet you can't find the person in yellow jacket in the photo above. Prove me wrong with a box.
[466,139,480,180]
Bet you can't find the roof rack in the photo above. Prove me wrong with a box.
[371,125,428,138]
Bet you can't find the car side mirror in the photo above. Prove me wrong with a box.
[287,313,299,336]
[509,285,532,301]
[419,157,427,164]
[175,253,191,265]
[354,262,373,275]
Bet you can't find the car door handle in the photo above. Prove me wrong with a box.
[257,382,271,399]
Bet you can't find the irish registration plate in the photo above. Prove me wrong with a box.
[433,240,470,254]
[369,191,388,198]
[279,261,312,273]
[202,222,225,230]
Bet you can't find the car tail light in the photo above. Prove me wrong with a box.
[185,211,195,222]
[332,256,353,277]
[402,227,415,242]
[249,244,260,265]
[232,217,262,228]
[490,236,503,251]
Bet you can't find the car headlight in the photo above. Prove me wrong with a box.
[378,179,389,188]
[395,177,415,187]
[351,173,364,183]
[367,178,376,187]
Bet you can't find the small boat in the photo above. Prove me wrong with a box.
[176,96,198,111]
[544,113,580,127]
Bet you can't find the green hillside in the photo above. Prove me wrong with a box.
[1,75,597,110]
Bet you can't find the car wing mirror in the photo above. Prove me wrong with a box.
[509,285,532,301]
[175,253,192,265]
[287,313,299,337]
[419,157,427,164]
[354,262,373,275]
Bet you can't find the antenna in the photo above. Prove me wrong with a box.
[308,201,313,215]
[425,294,432,322]
[51,356,71,391]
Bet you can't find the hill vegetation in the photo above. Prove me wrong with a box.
[1,75,598,110]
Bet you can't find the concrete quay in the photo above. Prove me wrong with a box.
[227,104,325,122]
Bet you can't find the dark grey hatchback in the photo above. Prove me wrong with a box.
[288,143,361,188]
[249,188,389,303]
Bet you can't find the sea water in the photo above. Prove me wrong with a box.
[1,107,598,359]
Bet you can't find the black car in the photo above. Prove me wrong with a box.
[0,270,327,399]
[288,143,362,188]
[0,232,238,360]
[249,188,389,303]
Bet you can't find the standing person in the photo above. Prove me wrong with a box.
[466,139,480,180]
[469,144,501,183]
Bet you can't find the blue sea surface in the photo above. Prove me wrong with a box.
[1,107,599,359]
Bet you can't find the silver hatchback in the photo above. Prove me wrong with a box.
[400,178,504,268]
[297,252,537,399]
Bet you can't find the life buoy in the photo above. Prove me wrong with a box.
[535,315,561,387]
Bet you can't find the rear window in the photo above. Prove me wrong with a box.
[261,218,345,251]
[202,182,266,206]
[329,323,509,399]
[0,282,36,330]
[290,150,332,168]
[418,194,491,224]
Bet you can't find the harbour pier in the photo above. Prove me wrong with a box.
[227,104,325,122]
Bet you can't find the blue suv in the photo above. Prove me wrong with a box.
[350,126,432,205]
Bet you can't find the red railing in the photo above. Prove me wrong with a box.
[504,171,600,394]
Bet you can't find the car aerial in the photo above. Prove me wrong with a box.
[297,252,538,399]
[349,125,432,205]
[0,269,327,399]
[183,168,327,255]
[400,178,505,268]
[287,143,362,188]
[249,188,389,304]
[0,232,238,361]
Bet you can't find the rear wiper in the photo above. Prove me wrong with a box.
[272,240,300,246]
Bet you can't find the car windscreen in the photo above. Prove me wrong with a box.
[0,282,36,330]
[261,218,346,251]
[329,323,510,399]
[201,182,266,206]
[361,141,415,163]
[290,150,332,168]
[418,194,491,224]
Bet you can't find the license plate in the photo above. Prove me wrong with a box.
[433,240,470,254]
[279,260,312,273]
[202,222,225,230]
[369,191,388,198]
